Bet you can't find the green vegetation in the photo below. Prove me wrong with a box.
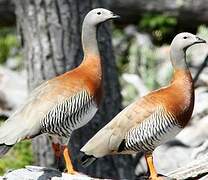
[114,28,159,91]
[198,25,208,38]
[0,27,21,66]
[0,141,34,175]
[114,13,178,95]
[0,28,32,175]
[139,13,177,44]
[113,28,130,74]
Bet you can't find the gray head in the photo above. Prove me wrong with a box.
[83,8,119,26]
[170,32,206,68]
[171,32,206,51]
[82,8,119,56]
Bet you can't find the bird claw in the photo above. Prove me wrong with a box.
[149,176,164,180]
[149,174,170,180]
[64,168,79,175]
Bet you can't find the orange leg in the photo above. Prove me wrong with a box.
[52,143,77,174]
[145,153,163,180]
[63,145,77,174]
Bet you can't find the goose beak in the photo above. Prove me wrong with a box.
[195,36,206,44]
[110,13,120,19]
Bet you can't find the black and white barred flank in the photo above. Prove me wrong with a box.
[124,107,182,152]
[40,90,96,138]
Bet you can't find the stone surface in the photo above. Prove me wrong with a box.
[0,66,27,117]
[167,155,208,180]
[0,166,102,180]
[122,73,148,96]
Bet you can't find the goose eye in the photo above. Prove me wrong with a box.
[97,12,101,15]
[183,36,188,39]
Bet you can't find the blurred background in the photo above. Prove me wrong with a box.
[0,0,208,179]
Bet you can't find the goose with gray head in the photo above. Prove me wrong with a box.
[80,32,206,179]
[0,8,119,174]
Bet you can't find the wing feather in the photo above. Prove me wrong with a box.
[81,97,157,157]
[0,76,94,145]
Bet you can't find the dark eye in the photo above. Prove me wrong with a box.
[183,36,188,39]
[97,12,101,15]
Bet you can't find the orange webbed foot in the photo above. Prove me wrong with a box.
[145,154,167,180]
[63,145,78,174]
[149,175,166,180]
[52,142,78,174]
[64,168,79,175]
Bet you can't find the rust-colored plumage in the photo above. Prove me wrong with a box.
[50,54,102,105]
[81,33,206,179]
[146,68,194,127]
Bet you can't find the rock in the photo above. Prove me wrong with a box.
[6,57,23,70]
[177,116,208,147]
[188,43,208,67]
[192,140,208,159]
[167,155,208,180]
[152,114,208,175]
[1,166,102,180]
[135,141,208,179]
[124,25,153,48]
[154,140,193,175]
[192,87,208,117]
[122,73,148,96]
[155,46,172,85]
[196,69,208,85]
[0,66,27,117]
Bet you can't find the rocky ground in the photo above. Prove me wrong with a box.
[0,166,101,180]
